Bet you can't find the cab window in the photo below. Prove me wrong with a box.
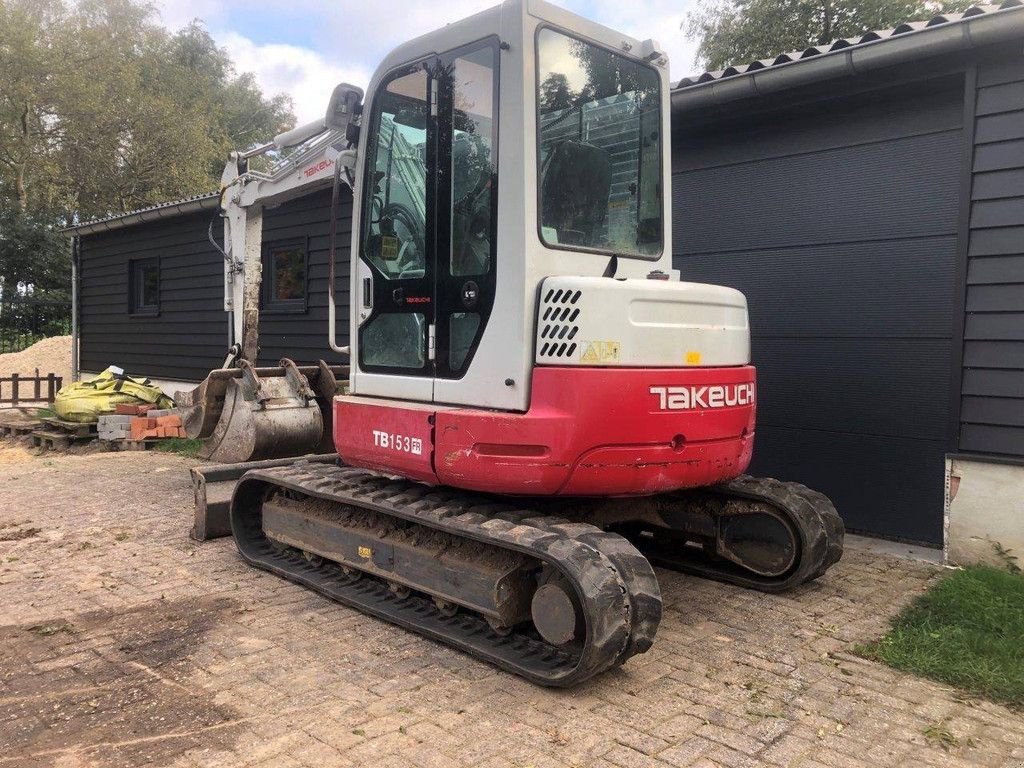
[536,28,662,258]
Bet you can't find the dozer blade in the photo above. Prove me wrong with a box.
[175,359,348,464]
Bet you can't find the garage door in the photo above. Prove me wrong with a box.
[672,76,964,545]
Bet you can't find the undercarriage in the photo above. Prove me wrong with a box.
[230,460,843,686]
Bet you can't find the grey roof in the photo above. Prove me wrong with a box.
[63,192,219,236]
[673,0,1024,111]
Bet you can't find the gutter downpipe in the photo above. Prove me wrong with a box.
[71,235,80,382]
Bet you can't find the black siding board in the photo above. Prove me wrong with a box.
[78,209,228,381]
[961,56,1024,457]
[970,197,1024,228]
[256,187,352,368]
[974,110,1024,144]
[962,368,1024,397]
[973,140,1024,172]
[961,396,1024,426]
[978,56,1024,87]
[972,168,1024,200]
[967,254,1024,282]
[976,81,1024,116]
[960,423,1024,454]
[963,340,1024,369]
[964,312,1024,340]
[966,284,1024,311]
[968,228,1024,258]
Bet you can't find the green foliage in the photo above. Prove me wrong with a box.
[856,565,1024,708]
[154,437,203,458]
[686,0,977,71]
[0,207,68,299]
[0,0,295,295]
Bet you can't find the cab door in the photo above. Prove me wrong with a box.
[356,39,498,402]
[357,62,436,402]
[434,40,499,382]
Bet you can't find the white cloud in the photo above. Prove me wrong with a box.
[154,0,706,124]
[219,32,372,123]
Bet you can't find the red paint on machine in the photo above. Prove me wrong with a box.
[334,366,756,497]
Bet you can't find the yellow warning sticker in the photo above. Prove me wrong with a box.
[580,341,620,363]
[358,546,372,559]
[686,350,702,365]
[381,236,399,261]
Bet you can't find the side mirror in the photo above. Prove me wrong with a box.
[326,83,364,132]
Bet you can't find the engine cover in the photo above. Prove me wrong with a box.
[535,275,750,368]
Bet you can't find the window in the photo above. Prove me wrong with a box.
[536,27,663,258]
[362,67,429,282]
[129,258,159,315]
[450,46,496,278]
[262,239,308,313]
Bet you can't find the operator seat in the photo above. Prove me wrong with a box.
[540,140,612,246]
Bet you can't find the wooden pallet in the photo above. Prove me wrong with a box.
[0,421,39,437]
[39,417,96,438]
[31,429,93,451]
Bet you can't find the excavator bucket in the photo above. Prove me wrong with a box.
[175,359,347,464]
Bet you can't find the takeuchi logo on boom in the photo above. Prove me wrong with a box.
[649,383,754,410]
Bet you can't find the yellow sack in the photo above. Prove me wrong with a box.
[53,366,174,423]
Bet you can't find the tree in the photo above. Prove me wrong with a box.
[0,207,68,300]
[0,0,295,297]
[539,73,575,112]
[687,0,976,71]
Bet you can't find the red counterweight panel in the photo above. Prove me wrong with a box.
[335,366,756,497]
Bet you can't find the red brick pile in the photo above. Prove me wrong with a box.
[114,403,186,440]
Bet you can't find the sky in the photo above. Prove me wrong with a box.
[154,0,704,123]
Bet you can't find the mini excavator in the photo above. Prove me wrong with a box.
[181,0,844,686]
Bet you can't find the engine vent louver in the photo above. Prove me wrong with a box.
[537,288,582,360]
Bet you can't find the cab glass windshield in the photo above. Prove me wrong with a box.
[536,28,662,258]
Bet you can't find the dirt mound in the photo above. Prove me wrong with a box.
[0,335,71,385]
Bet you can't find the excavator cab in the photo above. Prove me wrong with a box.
[336,0,758,497]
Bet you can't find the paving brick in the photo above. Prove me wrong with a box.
[0,448,1022,768]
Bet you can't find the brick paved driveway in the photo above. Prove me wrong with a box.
[1,446,1022,768]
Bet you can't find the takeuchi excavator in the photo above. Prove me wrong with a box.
[183,0,844,686]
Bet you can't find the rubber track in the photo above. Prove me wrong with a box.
[652,475,845,593]
[231,461,662,687]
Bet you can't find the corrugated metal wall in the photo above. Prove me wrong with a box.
[960,58,1024,456]
[78,210,229,382]
[672,77,965,544]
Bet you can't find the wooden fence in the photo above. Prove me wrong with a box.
[0,369,63,407]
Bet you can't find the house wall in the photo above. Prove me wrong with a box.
[944,52,1024,566]
[959,55,1024,457]
[78,209,228,383]
[256,186,352,368]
